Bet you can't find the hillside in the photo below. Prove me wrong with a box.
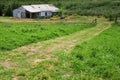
[0,0,120,20]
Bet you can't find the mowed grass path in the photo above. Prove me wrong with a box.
[0,17,112,80]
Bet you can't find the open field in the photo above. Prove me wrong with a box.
[0,16,96,51]
[0,16,120,80]
[0,0,120,80]
[71,23,120,80]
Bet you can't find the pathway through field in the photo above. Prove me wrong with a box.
[12,21,111,64]
[0,20,111,80]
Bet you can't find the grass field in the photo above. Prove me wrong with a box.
[70,23,120,80]
[0,16,120,80]
[0,16,96,51]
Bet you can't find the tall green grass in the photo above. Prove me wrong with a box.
[71,23,120,79]
[11,23,120,80]
[0,22,95,51]
[0,23,119,80]
[11,24,120,80]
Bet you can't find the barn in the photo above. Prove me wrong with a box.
[13,4,59,18]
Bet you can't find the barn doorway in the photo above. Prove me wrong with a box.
[32,13,39,18]
[26,11,30,18]
[45,12,47,17]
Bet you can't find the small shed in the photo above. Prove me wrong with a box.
[13,4,59,18]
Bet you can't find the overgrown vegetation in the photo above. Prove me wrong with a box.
[0,21,95,51]
[0,0,120,22]
[0,22,119,80]
[0,1,119,80]
[70,23,120,79]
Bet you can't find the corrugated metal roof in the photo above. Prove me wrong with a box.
[22,4,59,13]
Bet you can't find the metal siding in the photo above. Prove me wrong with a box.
[13,9,18,17]
[13,7,26,18]
[39,12,52,17]
[47,12,52,17]
[40,12,46,16]
[22,4,59,13]
[13,4,58,18]
[21,12,26,18]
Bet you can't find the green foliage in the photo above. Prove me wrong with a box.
[0,65,13,80]
[0,22,95,51]
[0,20,119,79]
[0,0,119,20]
[71,23,120,79]
[23,23,120,80]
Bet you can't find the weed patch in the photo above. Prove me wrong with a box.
[71,23,120,79]
[0,22,95,51]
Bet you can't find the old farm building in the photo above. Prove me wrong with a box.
[13,4,59,18]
